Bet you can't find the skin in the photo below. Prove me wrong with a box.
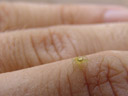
[0,2,128,96]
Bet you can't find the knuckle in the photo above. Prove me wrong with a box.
[60,5,76,24]
[30,27,78,64]
[48,27,78,58]
[86,51,128,95]
[0,2,15,31]
[0,33,20,72]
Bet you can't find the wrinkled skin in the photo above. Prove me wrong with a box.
[0,2,128,96]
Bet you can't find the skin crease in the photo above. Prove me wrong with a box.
[0,2,128,96]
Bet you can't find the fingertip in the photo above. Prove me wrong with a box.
[103,5,128,22]
[104,10,128,22]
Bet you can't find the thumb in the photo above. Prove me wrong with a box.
[0,51,128,96]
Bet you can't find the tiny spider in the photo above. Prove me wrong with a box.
[73,56,88,70]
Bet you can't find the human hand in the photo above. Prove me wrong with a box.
[0,2,128,96]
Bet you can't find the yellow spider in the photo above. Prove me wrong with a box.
[73,56,88,70]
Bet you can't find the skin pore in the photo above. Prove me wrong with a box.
[0,2,128,96]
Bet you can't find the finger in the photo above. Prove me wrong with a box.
[0,51,128,96]
[0,23,128,73]
[0,2,128,31]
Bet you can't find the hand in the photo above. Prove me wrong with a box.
[0,2,128,96]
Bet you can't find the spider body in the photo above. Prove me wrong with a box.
[73,57,88,70]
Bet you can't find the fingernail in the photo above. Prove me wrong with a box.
[104,10,128,22]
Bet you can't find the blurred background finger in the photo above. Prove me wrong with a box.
[0,2,127,31]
